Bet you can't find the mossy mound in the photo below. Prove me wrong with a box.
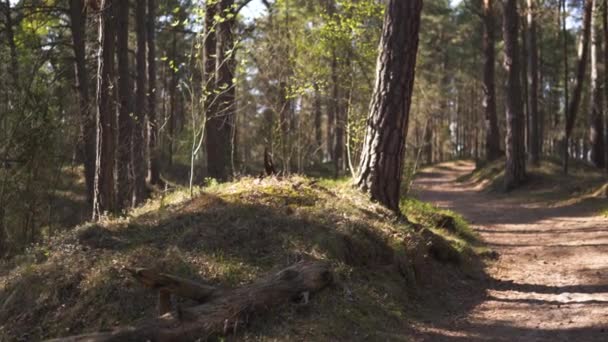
[0,176,485,341]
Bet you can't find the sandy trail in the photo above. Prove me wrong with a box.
[411,161,608,341]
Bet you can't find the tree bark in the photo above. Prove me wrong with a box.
[564,0,593,174]
[116,0,132,210]
[133,0,148,204]
[68,0,96,208]
[527,0,541,165]
[206,0,236,181]
[3,0,19,87]
[313,82,323,161]
[356,0,423,212]
[147,0,161,185]
[590,0,605,167]
[604,0,608,171]
[502,0,527,190]
[482,0,501,161]
[49,261,332,342]
[93,0,117,219]
[204,0,235,181]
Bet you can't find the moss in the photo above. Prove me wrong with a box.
[0,175,483,341]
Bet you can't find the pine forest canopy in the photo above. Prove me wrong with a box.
[0,0,607,253]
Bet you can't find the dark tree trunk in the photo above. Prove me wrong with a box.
[333,74,344,178]
[204,0,233,181]
[590,0,605,167]
[482,0,501,161]
[93,0,117,219]
[561,0,569,131]
[313,82,323,161]
[564,0,592,174]
[604,0,608,171]
[132,0,148,204]
[3,0,19,87]
[147,0,161,185]
[167,30,178,167]
[116,0,132,210]
[502,0,527,190]
[423,118,433,165]
[68,0,95,208]
[146,0,161,185]
[356,0,423,212]
[203,0,217,175]
[527,0,541,165]
[205,0,236,181]
[279,82,290,173]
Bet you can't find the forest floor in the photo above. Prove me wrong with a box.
[410,160,608,341]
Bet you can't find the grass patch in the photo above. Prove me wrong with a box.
[0,175,483,341]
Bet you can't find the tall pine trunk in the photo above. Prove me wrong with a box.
[133,0,148,204]
[116,0,132,210]
[503,0,527,190]
[93,0,117,219]
[356,0,423,212]
[564,0,593,174]
[205,0,236,181]
[589,0,605,167]
[68,0,95,208]
[482,0,501,161]
[527,0,541,165]
[147,0,161,185]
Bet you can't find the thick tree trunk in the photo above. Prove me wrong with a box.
[49,261,332,342]
[590,0,605,167]
[204,0,235,181]
[604,0,608,171]
[502,0,527,190]
[564,0,593,174]
[116,0,132,210]
[482,0,501,161]
[133,0,148,204]
[527,0,541,165]
[68,0,95,208]
[356,0,423,212]
[209,0,236,181]
[147,0,161,185]
[93,0,117,219]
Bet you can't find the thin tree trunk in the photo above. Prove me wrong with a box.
[133,0,148,204]
[356,0,423,212]
[482,0,501,161]
[313,82,323,161]
[147,0,161,185]
[590,0,605,167]
[564,0,593,174]
[527,0,541,165]
[203,0,217,178]
[503,0,527,190]
[3,0,19,87]
[167,30,178,167]
[69,0,95,208]
[116,0,132,210]
[93,0,117,219]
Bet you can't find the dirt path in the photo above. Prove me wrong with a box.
[411,161,608,341]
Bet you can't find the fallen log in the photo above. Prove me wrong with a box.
[125,267,220,314]
[49,261,332,342]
